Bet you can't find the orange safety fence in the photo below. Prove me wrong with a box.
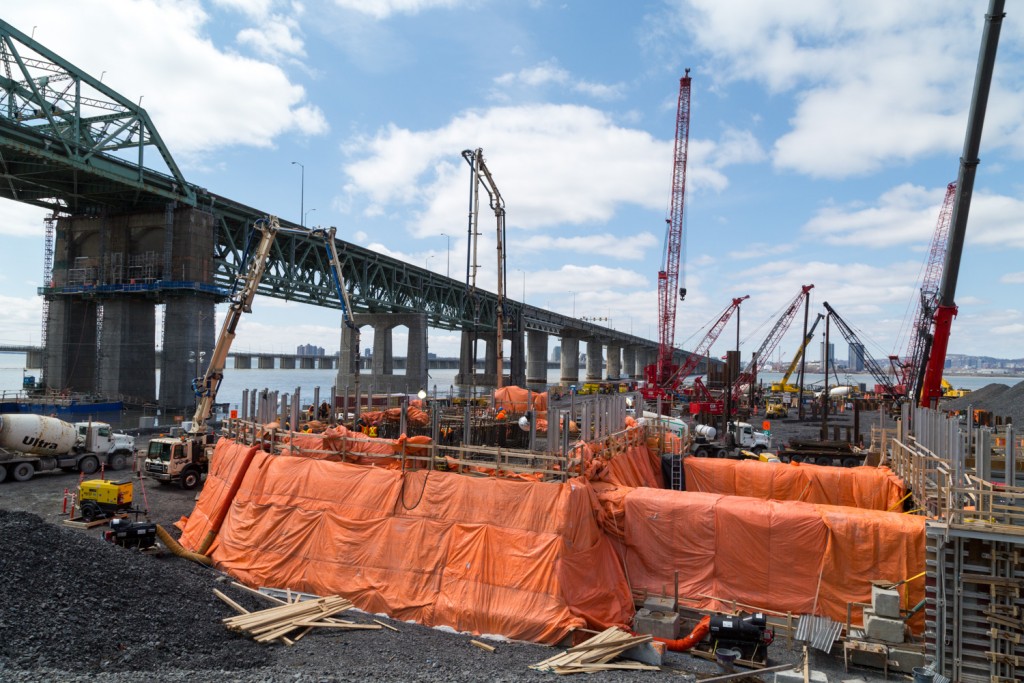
[179,445,633,644]
[593,485,925,632]
[683,458,907,510]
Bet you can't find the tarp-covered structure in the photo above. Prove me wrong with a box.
[684,458,907,510]
[179,427,924,643]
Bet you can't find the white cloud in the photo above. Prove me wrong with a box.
[0,201,52,238]
[519,232,659,260]
[803,183,951,248]
[237,16,306,60]
[1001,272,1024,284]
[331,0,465,20]
[491,61,625,102]
[671,1,1024,178]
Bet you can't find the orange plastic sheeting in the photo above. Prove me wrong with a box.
[684,459,907,510]
[594,442,664,489]
[494,385,547,413]
[184,450,633,644]
[598,486,925,629]
[178,438,259,551]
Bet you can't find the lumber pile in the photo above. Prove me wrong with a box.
[215,590,381,644]
[530,626,660,675]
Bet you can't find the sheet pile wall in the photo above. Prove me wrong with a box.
[180,444,633,644]
[684,458,907,510]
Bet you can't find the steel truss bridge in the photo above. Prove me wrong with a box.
[0,19,655,352]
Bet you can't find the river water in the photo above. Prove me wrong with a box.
[1,353,1019,415]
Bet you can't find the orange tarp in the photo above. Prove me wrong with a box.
[179,447,633,644]
[595,485,925,630]
[494,385,547,413]
[684,458,907,510]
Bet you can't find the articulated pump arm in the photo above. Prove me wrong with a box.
[313,226,361,390]
[822,302,899,398]
[190,216,280,434]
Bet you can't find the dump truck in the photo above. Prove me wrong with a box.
[0,413,136,483]
[690,421,772,458]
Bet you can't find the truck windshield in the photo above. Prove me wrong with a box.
[147,441,174,462]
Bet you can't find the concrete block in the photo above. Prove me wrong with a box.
[871,585,902,618]
[774,669,827,683]
[888,647,927,673]
[632,607,680,640]
[863,607,905,643]
[621,640,665,666]
[642,595,676,613]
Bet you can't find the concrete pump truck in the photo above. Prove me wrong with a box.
[144,216,359,488]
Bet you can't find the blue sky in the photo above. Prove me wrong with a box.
[2,0,1023,368]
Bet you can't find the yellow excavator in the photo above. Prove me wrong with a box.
[770,313,824,393]
[941,378,970,399]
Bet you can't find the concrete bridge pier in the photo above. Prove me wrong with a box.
[98,299,156,403]
[235,354,253,369]
[161,295,215,412]
[337,312,428,396]
[507,323,526,388]
[585,340,603,381]
[622,346,636,379]
[44,298,98,395]
[559,336,580,385]
[526,330,548,390]
[606,344,622,380]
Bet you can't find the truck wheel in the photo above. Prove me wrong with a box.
[78,455,99,475]
[752,446,765,455]
[715,448,730,458]
[0,464,7,483]
[815,456,832,467]
[109,452,128,471]
[12,462,34,482]
[179,468,201,490]
[80,500,103,522]
[694,447,710,458]
[842,457,860,468]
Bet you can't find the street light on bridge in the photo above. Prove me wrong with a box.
[291,161,304,226]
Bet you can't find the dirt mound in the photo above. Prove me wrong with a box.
[943,380,1024,424]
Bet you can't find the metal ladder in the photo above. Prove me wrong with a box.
[669,452,683,491]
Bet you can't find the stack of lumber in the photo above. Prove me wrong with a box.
[530,626,659,675]
[215,590,381,644]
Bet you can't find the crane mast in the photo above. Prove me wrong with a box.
[823,302,900,399]
[650,70,691,390]
[666,295,747,388]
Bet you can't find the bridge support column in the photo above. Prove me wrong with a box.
[484,337,497,384]
[455,329,479,390]
[606,344,622,380]
[160,295,215,413]
[373,324,394,375]
[98,299,156,403]
[235,354,252,369]
[622,346,636,379]
[585,340,603,381]
[316,356,335,370]
[636,349,652,379]
[507,320,526,388]
[281,356,296,369]
[337,313,427,396]
[299,356,316,369]
[44,299,98,394]
[258,355,275,369]
[526,330,548,389]
[559,336,579,385]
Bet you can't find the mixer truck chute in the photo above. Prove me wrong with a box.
[0,414,136,483]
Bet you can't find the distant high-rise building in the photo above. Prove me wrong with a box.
[820,341,835,369]
[552,346,561,363]
[848,343,865,372]
[296,344,326,357]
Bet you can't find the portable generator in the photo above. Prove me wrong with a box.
[708,612,774,663]
[78,479,133,521]
[104,516,157,549]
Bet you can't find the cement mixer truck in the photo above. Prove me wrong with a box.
[0,414,136,483]
[690,421,771,459]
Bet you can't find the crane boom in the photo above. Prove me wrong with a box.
[731,285,813,402]
[652,70,691,389]
[666,295,748,388]
[921,0,1004,407]
[773,312,824,391]
[823,302,900,399]
[189,216,279,434]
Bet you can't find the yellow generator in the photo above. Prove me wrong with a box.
[78,479,133,521]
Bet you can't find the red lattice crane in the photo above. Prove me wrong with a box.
[644,70,691,394]
[730,284,814,403]
[890,182,955,402]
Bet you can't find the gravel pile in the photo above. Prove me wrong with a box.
[943,381,1024,424]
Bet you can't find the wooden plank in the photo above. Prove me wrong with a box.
[695,662,800,683]
[470,639,496,652]
[231,581,287,605]
[373,619,400,632]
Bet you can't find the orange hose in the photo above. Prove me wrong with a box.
[652,615,710,651]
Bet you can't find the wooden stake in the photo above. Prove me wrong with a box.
[470,639,496,652]
[374,619,400,632]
